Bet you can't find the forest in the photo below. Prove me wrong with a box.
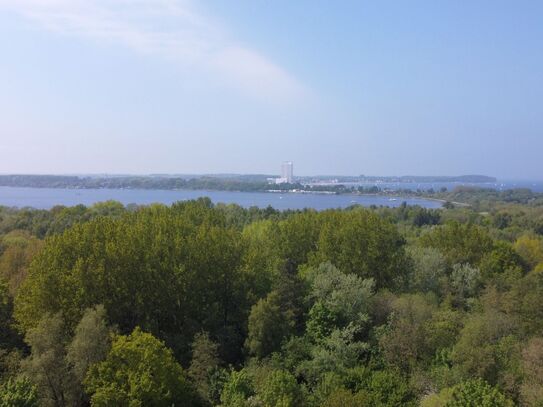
[0,175,501,197]
[0,195,542,406]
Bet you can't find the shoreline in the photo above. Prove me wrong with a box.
[0,186,444,211]
[0,185,473,208]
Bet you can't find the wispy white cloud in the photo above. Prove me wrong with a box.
[0,0,307,102]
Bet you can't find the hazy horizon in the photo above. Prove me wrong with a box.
[1,1,542,178]
[3,172,543,183]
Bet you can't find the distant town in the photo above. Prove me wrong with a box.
[0,165,497,194]
[265,161,496,186]
[2,167,541,211]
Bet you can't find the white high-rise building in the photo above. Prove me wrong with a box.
[281,161,294,183]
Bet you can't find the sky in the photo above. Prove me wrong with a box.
[0,0,542,179]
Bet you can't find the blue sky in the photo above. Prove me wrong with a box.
[0,0,542,178]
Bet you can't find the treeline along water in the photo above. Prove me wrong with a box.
[0,187,443,210]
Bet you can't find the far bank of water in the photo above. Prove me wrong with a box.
[0,187,443,210]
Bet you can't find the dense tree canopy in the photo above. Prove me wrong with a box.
[0,196,542,406]
[85,328,199,406]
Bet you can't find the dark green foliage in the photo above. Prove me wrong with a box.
[246,261,308,359]
[378,294,436,371]
[420,221,494,266]
[188,331,221,404]
[308,210,408,288]
[246,292,293,359]
[306,302,337,342]
[506,270,543,337]
[393,202,441,226]
[0,280,23,351]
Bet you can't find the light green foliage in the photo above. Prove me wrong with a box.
[66,305,111,383]
[428,348,464,392]
[313,367,415,407]
[420,387,454,407]
[513,234,543,270]
[479,241,525,280]
[220,369,254,407]
[14,201,248,363]
[423,308,463,353]
[21,313,78,407]
[278,211,321,267]
[3,198,543,406]
[256,369,302,407]
[306,302,337,342]
[9,306,110,407]
[321,387,369,407]
[445,379,513,407]
[240,220,283,302]
[0,377,39,407]
[370,370,416,406]
[84,327,197,406]
[299,325,368,384]
[305,262,374,335]
[451,310,518,386]
[407,246,448,294]
[450,263,481,306]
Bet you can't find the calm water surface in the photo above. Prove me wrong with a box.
[0,187,442,210]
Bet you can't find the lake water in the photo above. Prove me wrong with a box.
[0,187,443,210]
